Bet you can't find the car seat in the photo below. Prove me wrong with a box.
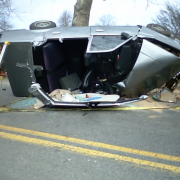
[43,41,67,92]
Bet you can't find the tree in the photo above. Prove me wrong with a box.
[0,0,14,30]
[72,0,158,26]
[72,0,92,26]
[154,1,180,38]
[96,14,115,26]
[0,17,13,31]
[58,10,73,27]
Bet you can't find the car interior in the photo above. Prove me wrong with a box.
[32,37,141,95]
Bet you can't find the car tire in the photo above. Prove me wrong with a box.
[29,20,56,30]
[146,23,171,37]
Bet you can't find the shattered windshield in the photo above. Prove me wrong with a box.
[89,35,127,52]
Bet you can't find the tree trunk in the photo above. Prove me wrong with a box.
[72,0,93,26]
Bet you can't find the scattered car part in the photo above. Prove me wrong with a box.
[0,75,6,91]
[165,71,180,92]
[152,88,176,103]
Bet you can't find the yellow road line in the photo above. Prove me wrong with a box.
[0,131,180,174]
[0,106,175,112]
[90,107,166,110]
[0,107,9,112]
[0,124,180,162]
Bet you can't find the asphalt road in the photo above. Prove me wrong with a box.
[0,109,180,180]
[0,78,180,180]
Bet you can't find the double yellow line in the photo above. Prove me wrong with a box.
[0,124,180,174]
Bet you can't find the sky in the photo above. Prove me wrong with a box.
[9,0,174,30]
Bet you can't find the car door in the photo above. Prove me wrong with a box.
[3,42,35,97]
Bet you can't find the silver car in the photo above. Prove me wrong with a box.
[0,21,180,107]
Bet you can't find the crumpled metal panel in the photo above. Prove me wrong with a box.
[139,27,180,51]
[117,39,180,97]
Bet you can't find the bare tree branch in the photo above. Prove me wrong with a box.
[0,17,13,31]
[0,0,15,16]
[96,14,115,26]
[58,10,73,27]
[0,0,14,30]
[153,1,180,38]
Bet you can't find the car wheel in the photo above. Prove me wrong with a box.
[29,20,56,30]
[146,23,171,37]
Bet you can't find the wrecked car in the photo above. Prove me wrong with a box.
[0,21,180,107]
